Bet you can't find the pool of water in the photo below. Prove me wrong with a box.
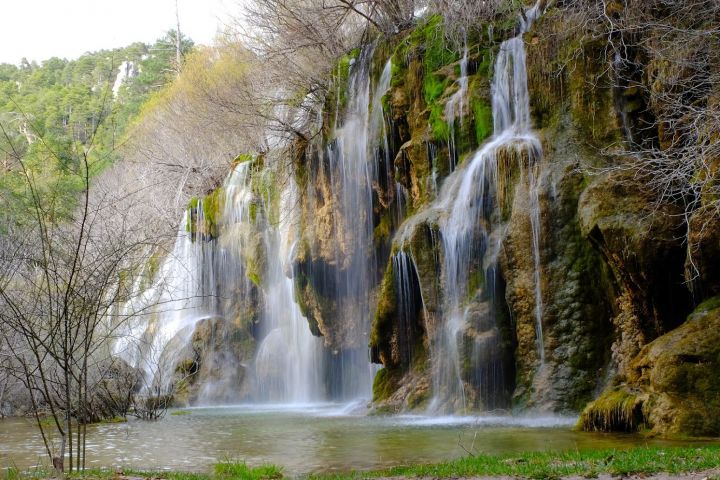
[0,404,705,475]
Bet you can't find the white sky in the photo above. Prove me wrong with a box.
[0,0,238,65]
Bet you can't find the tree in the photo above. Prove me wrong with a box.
[553,0,720,286]
[0,81,178,473]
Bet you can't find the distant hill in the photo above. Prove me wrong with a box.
[0,30,193,227]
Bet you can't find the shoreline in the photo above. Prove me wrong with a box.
[5,445,720,480]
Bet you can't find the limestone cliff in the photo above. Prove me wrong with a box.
[283,3,720,433]
[153,1,719,437]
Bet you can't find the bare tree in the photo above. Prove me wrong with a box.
[552,0,720,285]
[0,86,181,473]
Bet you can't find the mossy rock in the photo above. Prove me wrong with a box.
[580,297,720,437]
[630,297,720,437]
[578,387,645,433]
[186,187,225,239]
[373,367,401,402]
[370,259,398,366]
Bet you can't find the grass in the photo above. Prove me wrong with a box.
[347,445,720,479]
[4,446,720,480]
[170,410,192,416]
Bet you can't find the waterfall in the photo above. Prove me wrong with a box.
[112,3,546,410]
[319,49,393,399]
[445,37,469,171]
[112,209,217,395]
[113,160,326,404]
[391,3,545,413]
[113,163,253,397]
[254,180,325,403]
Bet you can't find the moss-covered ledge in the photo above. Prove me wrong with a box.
[579,296,720,437]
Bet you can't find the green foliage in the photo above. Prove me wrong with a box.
[0,30,194,227]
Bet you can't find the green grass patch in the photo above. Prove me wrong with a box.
[6,446,720,480]
[310,446,720,480]
[96,416,127,424]
[215,462,283,480]
[170,410,192,416]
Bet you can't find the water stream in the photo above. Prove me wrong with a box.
[254,179,325,403]
[112,1,547,413]
[445,37,469,172]
[320,48,393,399]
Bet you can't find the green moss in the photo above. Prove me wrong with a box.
[428,98,450,140]
[370,260,397,354]
[372,367,400,402]
[374,211,393,246]
[202,187,224,238]
[420,16,460,73]
[146,250,163,283]
[250,169,280,225]
[185,188,224,240]
[696,295,720,312]
[248,272,261,287]
[176,359,198,375]
[249,202,258,224]
[466,267,485,302]
[233,153,255,165]
[472,100,493,144]
[406,387,430,410]
[578,388,645,433]
[330,47,361,113]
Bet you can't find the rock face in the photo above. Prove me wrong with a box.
[173,317,254,405]
[580,297,720,437]
[287,4,719,431]
[126,4,718,436]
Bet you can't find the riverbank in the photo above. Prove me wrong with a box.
[5,446,720,480]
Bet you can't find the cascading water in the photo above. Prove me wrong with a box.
[114,160,325,404]
[254,180,325,403]
[319,49,394,399]
[391,2,545,413]
[437,3,545,411]
[113,163,256,398]
[113,208,217,395]
[113,3,546,411]
[445,37,469,172]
